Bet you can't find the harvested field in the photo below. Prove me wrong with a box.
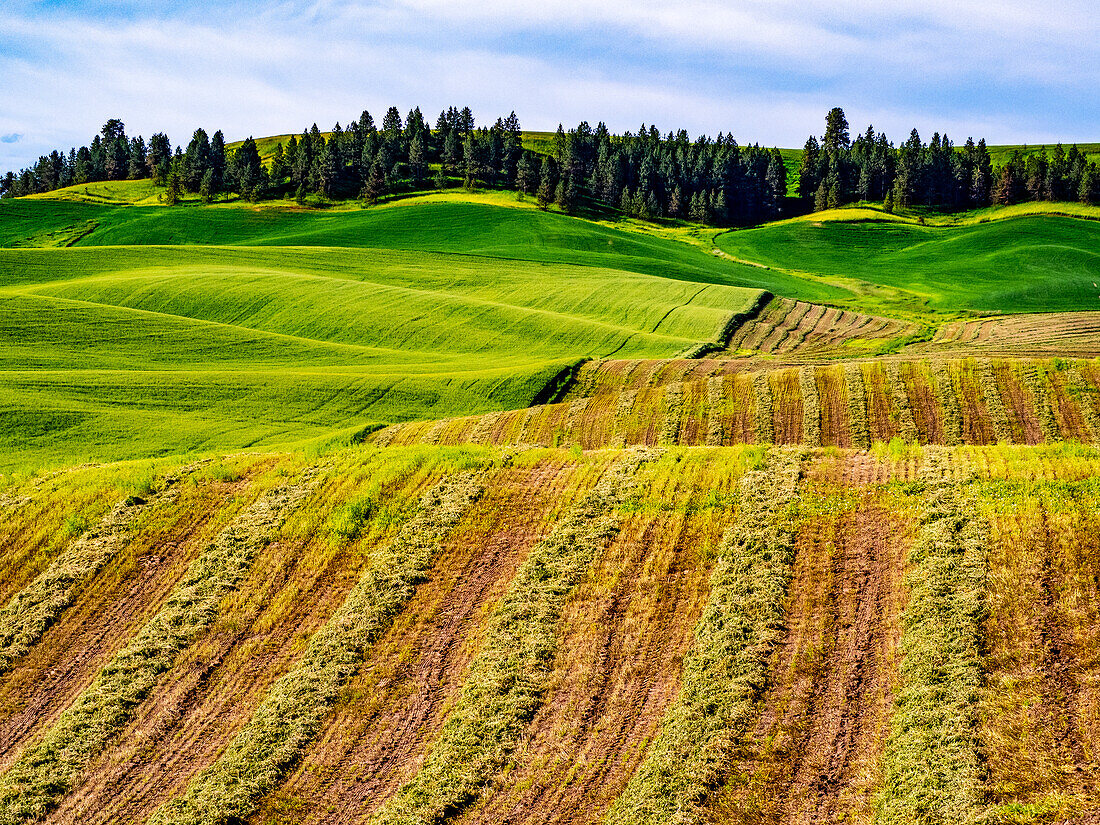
[980,480,1100,821]
[713,470,910,824]
[0,443,1097,824]
[379,358,1100,450]
[931,312,1100,358]
[251,458,600,824]
[725,298,917,359]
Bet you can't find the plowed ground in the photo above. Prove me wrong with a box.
[712,461,910,824]
[0,473,259,775]
[253,462,589,824]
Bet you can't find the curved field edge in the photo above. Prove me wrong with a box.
[377,357,1100,450]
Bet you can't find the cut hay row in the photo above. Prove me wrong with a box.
[759,300,805,352]
[722,296,915,358]
[844,363,871,450]
[469,411,505,445]
[706,376,725,447]
[1067,366,1100,442]
[0,463,198,675]
[386,358,1100,450]
[753,372,774,444]
[372,449,659,825]
[876,451,986,825]
[930,312,1100,357]
[661,384,684,445]
[932,362,963,446]
[0,466,323,825]
[1019,363,1060,443]
[978,359,1013,443]
[150,469,488,825]
[611,389,639,448]
[886,362,919,442]
[372,424,403,447]
[607,448,803,825]
[782,302,827,353]
[728,297,793,352]
[798,365,822,446]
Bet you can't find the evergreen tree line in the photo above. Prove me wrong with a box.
[5,106,1100,221]
[797,107,1100,211]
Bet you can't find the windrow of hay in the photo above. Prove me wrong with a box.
[845,363,871,450]
[150,469,489,825]
[1019,362,1060,443]
[1067,365,1100,442]
[875,450,986,825]
[606,448,804,825]
[371,448,659,825]
[887,362,919,443]
[978,359,1012,443]
[753,372,774,444]
[469,411,504,445]
[0,466,322,825]
[706,376,725,447]
[0,462,204,675]
[932,362,963,446]
[611,389,639,448]
[661,384,684,445]
[799,365,821,447]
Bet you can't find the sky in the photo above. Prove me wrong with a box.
[2,0,1099,171]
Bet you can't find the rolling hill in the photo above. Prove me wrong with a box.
[1,166,1099,825]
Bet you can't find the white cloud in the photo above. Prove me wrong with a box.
[0,0,1097,171]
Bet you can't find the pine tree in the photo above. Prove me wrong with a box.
[405,134,424,184]
[128,137,147,180]
[382,107,403,138]
[182,128,210,192]
[515,153,536,195]
[619,186,633,216]
[823,107,850,154]
[200,169,214,203]
[797,135,821,201]
[164,164,182,205]
[668,185,683,218]
[1080,163,1100,204]
[536,157,555,209]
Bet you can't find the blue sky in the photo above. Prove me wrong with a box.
[2,0,1098,171]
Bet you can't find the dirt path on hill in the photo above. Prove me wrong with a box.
[715,492,908,824]
[258,463,577,825]
[0,476,245,773]
[455,507,717,825]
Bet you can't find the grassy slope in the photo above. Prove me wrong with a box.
[0,195,834,299]
[3,181,1100,468]
[716,213,1100,316]
[0,240,760,469]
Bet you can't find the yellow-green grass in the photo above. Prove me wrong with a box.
[24,179,164,207]
[0,194,838,300]
[0,243,761,469]
[716,212,1100,317]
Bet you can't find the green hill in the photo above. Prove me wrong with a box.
[0,240,760,469]
[716,212,1100,316]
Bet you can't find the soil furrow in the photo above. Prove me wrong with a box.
[256,463,576,824]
